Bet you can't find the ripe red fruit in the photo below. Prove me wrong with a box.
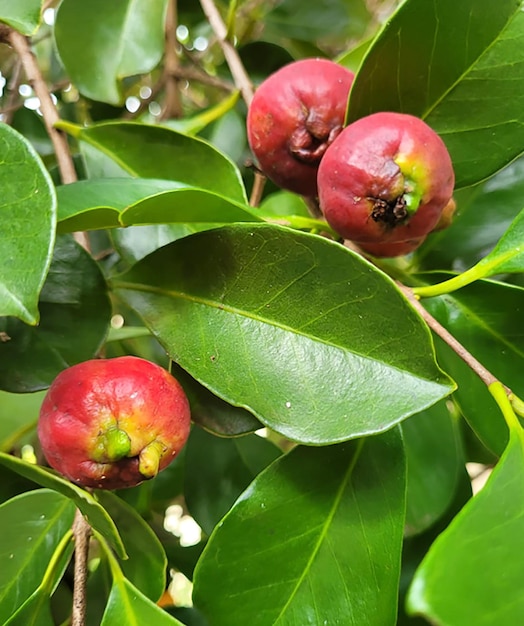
[247,58,354,197]
[38,356,191,490]
[317,112,455,243]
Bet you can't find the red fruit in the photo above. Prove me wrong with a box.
[247,58,354,197]
[38,356,191,490]
[358,236,426,258]
[317,112,455,243]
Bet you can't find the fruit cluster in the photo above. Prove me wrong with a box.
[247,58,455,258]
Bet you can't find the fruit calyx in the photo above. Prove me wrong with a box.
[369,196,409,227]
[289,111,343,164]
[139,440,168,479]
[92,426,132,463]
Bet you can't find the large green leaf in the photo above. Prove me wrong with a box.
[193,429,406,626]
[59,121,248,203]
[403,400,463,536]
[0,453,127,559]
[56,178,260,233]
[101,578,184,626]
[0,124,56,325]
[0,0,41,35]
[407,427,524,624]
[185,427,281,535]
[96,491,167,602]
[54,0,169,104]
[114,224,454,445]
[0,390,45,451]
[0,235,111,393]
[0,489,75,624]
[348,0,524,188]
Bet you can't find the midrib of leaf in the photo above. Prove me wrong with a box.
[113,279,440,383]
[274,439,365,623]
[422,4,520,121]
[477,246,523,276]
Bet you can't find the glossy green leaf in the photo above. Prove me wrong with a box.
[422,278,524,454]
[0,489,75,624]
[56,178,260,233]
[0,390,45,451]
[403,401,462,536]
[407,428,524,624]
[185,427,281,534]
[171,363,262,437]
[0,453,127,559]
[193,429,406,626]
[348,0,524,188]
[259,191,311,218]
[59,121,248,203]
[0,124,56,325]
[419,155,524,271]
[0,0,42,35]
[96,491,167,601]
[101,578,184,626]
[0,235,111,393]
[114,224,454,445]
[165,91,240,135]
[54,0,169,104]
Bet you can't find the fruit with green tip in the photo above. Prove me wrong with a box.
[247,58,355,197]
[317,112,455,243]
[37,356,191,490]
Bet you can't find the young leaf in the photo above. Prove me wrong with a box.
[185,427,282,534]
[95,491,167,602]
[193,429,406,626]
[58,121,248,203]
[100,578,184,626]
[348,0,524,188]
[113,224,454,445]
[0,124,56,325]
[54,0,169,104]
[407,428,524,624]
[0,453,127,559]
[0,0,42,35]
[0,489,75,624]
[0,235,111,393]
[56,178,260,233]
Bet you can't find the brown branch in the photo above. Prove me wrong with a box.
[398,284,506,390]
[7,28,90,251]
[199,0,254,106]
[161,0,183,120]
[71,509,91,626]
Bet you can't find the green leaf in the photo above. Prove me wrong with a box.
[54,0,169,105]
[403,401,463,536]
[421,278,524,454]
[419,155,524,271]
[0,0,42,35]
[348,0,524,188]
[101,578,184,626]
[0,123,56,325]
[0,453,127,559]
[58,121,248,203]
[56,178,260,233]
[4,590,55,626]
[95,491,167,602]
[0,235,111,393]
[185,427,281,534]
[407,428,524,625]
[165,91,241,135]
[114,224,454,445]
[193,429,406,626]
[0,390,45,451]
[172,363,262,437]
[0,489,75,624]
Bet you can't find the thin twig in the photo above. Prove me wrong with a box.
[7,28,90,251]
[161,0,183,120]
[199,0,254,106]
[2,57,22,125]
[71,509,91,626]
[398,284,505,390]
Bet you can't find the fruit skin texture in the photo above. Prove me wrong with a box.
[247,58,354,197]
[317,112,455,243]
[38,356,191,490]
